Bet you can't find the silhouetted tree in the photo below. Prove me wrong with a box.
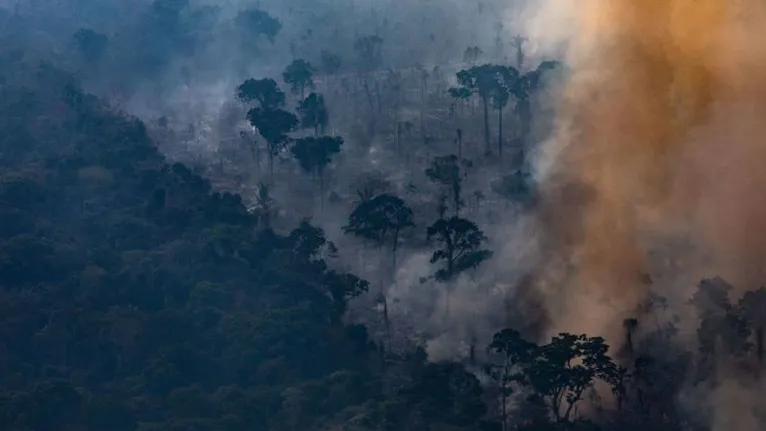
[489,329,537,431]
[344,193,414,347]
[72,28,108,63]
[354,35,384,114]
[690,277,751,374]
[426,215,491,283]
[426,154,463,216]
[283,59,315,99]
[236,8,282,43]
[463,46,483,65]
[297,92,329,136]
[344,193,414,271]
[320,50,342,76]
[740,287,766,364]
[249,182,275,228]
[237,78,286,110]
[455,64,504,155]
[246,107,299,178]
[291,136,342,207]
[491,66,520,158]
[524,333,617,423]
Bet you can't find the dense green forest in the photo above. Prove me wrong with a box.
[1,1,766,430]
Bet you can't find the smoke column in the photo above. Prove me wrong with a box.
[528,0,766,339]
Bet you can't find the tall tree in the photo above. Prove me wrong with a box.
[426,154,463,216]
[246,107,298,179]
[524,333,618,424]
[463,46,483,65]
[282,59,315,99]
[491,66,520,158]
[739,287,766,364]
[319,50,342,76]
[489,329,537,431]
[297,92,329,136]
[236,8,282,44]
[249,182,275,228]
[290,136,343,207]
[448,86,472,123]
[354,35,384,114]
[343,193,414,271]
[426,215,491,283]
[344,193,414,350]
[690,277,751,374]
[72,28,108,63]
[237,78,285,110]
[455,64,505,155]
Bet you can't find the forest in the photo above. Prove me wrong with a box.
[1,0,765,430]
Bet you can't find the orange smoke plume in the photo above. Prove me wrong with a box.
[536,0,766,337]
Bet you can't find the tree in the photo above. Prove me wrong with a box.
[515,61,564,146]
[354,35,384,114]
[246,107,299,178]
[511,35,527,69]
[72,28,108,63]
[282,59,315,99]
[690,277,751,372]
[237,78,285,110]
[491,170,535,206]
[739,287,766,364]
[236,8,282,43]
[489,329,537,431]
[343,193,414,271]
[426,154,463,216]
[290,136,343,207]
[491,66,520,158]
[455,64,505,155]
[320,50,342,76]
[523,333,617,423]
[354,35,384,71]
[448,86,472,123]
[297,92,329,136]
[343,193,414,348]
[426,215,491,283]
[248,182,275,228]
[463,46,483,65]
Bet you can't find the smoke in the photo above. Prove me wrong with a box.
[515,1,766,427]
[523,0,766,342]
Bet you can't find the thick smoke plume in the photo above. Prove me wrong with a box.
[528,0,766,340]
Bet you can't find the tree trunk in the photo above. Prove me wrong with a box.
[482,96,491,155]
[498,106,503,159]
[318,169,325,211]
[268,150,274,181]
[501,365,509,431]
[374,79,382,114]
[396,122,402,156]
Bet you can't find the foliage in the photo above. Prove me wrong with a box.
[0,64,385,431]
[354,35,384,71]
[282,59,315,98]
[344,194,414,247]
[426,154,464,216]
[291,136,343,177]
[246,107,299,155]
[426,216,492,282]
[236,8,282,43]
[297,92,329,135]
[237,78,286,110]
[72,28,108,63]
[320,50,342,75]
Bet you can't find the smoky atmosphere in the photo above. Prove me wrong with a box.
[1,0,765,430]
